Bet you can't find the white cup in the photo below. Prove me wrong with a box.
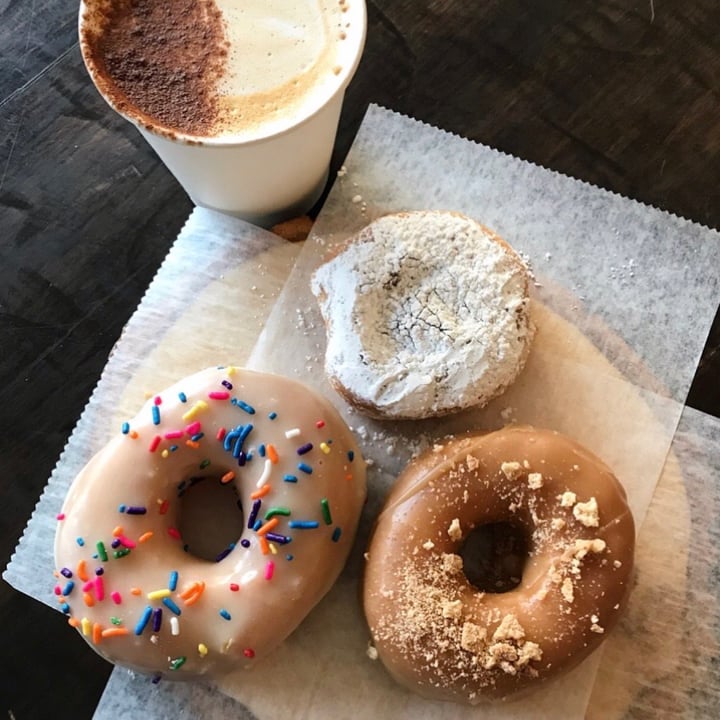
[79,1,367,227]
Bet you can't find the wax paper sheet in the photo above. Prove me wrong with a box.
[5,105,720,718]
[3,207,300,603]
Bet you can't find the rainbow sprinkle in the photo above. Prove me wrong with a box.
[255,459,272,487]
[321,499,332,525]
[96,541,108,562]
[209,391,230,400]
[95,576,105,601]
[215,545,234,562]
[238,400,255,414]
[265,507,291,520]
[134,606,153,635]
[247,499,262,528]
[161,597,182,615]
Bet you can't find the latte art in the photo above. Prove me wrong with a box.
[80,0,362,141]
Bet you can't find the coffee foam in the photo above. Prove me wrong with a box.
[219,1,333,96]
[80,0,365,142]
[215,0,362,140]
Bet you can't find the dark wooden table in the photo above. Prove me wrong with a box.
[1,1,718,717]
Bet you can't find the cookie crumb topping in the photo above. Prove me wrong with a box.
[501,461,523,480]
[559,491,577,507]
[528,472,544,489]
[447,518,462,541]
[573,497,600,527]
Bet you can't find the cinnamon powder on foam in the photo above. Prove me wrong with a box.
[86,0,228,137]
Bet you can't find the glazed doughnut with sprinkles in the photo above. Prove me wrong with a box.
[53,367,366,681]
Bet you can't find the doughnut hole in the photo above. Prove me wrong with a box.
[176,475,244,562]
[460,522,529,593]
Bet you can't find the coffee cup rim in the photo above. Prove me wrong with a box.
[78,0,367,147]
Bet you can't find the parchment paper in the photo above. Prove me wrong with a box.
[3,208,300,602]
[4,105,720,718]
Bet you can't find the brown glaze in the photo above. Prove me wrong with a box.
[54,367,366,679]
[363,426,635,702]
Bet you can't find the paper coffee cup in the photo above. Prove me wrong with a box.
[79,1,367,226]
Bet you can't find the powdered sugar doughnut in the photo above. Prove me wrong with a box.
[311,211,533,419]
[53,367,366,680]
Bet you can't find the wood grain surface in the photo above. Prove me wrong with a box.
[1,1,719,718]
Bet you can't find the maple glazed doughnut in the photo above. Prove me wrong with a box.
[53,367,366,680]
[363,426,635,702]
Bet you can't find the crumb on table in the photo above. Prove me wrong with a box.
[271,216,314,242]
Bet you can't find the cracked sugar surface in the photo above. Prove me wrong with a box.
[311,212,534,419]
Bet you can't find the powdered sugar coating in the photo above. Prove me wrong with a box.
[311,211,534,419]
